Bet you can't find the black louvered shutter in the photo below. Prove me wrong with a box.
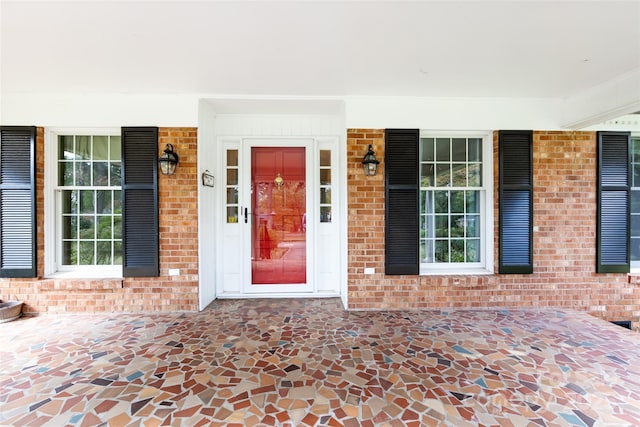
[0,126,37,278]
[122,127,159,277]
[597,131,630,273]
[499,130,533,274]
[385,129,419,275]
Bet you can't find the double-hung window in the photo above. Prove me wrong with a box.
[419,133,492,273]
[50,132,122,277]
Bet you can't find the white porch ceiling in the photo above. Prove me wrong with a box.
[1,1,639,125]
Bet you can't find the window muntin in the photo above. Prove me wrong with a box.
[57,135,122,267]
[319,149,332,222]
[631,136,640,269]
[420,136,487,269]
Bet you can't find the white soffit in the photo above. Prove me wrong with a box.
[1,1,639,127]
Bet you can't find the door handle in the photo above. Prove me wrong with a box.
[244,207,248,223]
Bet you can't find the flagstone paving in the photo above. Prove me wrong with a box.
[1,298,640,426]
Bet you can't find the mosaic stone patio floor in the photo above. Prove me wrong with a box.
[2,298,640,426]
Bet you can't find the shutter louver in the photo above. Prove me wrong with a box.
[499,130,533,274]
[385,129,419,275]
[597,131,630,273]
[0,126,37,278]
[122,127,159,277]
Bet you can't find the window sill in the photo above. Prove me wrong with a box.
[420,267,494,276]
[45,268,122,280]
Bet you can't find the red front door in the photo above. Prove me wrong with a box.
[251,147,306,285]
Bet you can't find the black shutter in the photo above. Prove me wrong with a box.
[385,129,419,275]
[597,131,630,273]
[499,130,533,274]
[0,126,37,278]
[122,127,159,277]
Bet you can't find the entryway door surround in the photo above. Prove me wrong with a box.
[217,136,340,298]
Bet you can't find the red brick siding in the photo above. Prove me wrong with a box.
[0,127,199,313]
[347,129,640,329]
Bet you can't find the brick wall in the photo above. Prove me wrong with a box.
[0,127,199,313]
[347,129,640,329]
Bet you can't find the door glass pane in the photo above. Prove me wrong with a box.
[251,147,306,285]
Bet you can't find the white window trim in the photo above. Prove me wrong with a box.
[44,128,123,279]
[419,131,494,275]
[631,133,640,272]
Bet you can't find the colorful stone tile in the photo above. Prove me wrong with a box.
[2,299,640,425]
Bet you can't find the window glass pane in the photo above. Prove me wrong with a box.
[466,239,481,262]
[434,191,448,213]
[227,206,238,223]
[632,215,640,235]
[79,216,95,239]
[451,216,464,237]
[450,191,465,213]
[80,190,94,214]
[468,138,482,162]
[63,241,76,265]
[79,241,95,265]
[227,188,238,204]
[96,190,111,214]
[227,150,238,167]
[452,138,466,162]
[93,162,109,186]
[420,164,434,187]
[435,240,448,262]
[59,136,75,160]
[632,237,640,261]
[76,162,91,186]
[435,215,448,237]
[113,190,122,213]
[466,191,480,214]
[62,190,77,214]
[320,206,332,222]
[634,164,640,188]
[436,138,450,161]
[227,169,238,186]
[59,162,74,186]
[110,162,121,186]
[93,136,108,160]
[75,136,92,160]
[113,242,123,265]
[421,138,434,162]
[110,136,121,161]
[436,164,450,186]
[468,164,482,187]
[97,216,112,239]
[452,164,466,187]
[113,216,122,239]
[96,242,112,265]
[451,239,465,262]
[466,214,480,237]
[320,150,331,167]
[62,216,77,239]
[320,188,331,204]
[320,169,331,185]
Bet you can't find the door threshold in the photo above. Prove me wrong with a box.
[216,292,340,299]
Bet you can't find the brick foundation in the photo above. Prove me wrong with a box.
[347,129,640,330]
[0,128,199,313]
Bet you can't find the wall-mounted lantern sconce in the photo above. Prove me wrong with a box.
[362,144,380,176]
[158,144,179,175]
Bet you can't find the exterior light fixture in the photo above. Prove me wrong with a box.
[158,144,179,175]
[362,144,379,176]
